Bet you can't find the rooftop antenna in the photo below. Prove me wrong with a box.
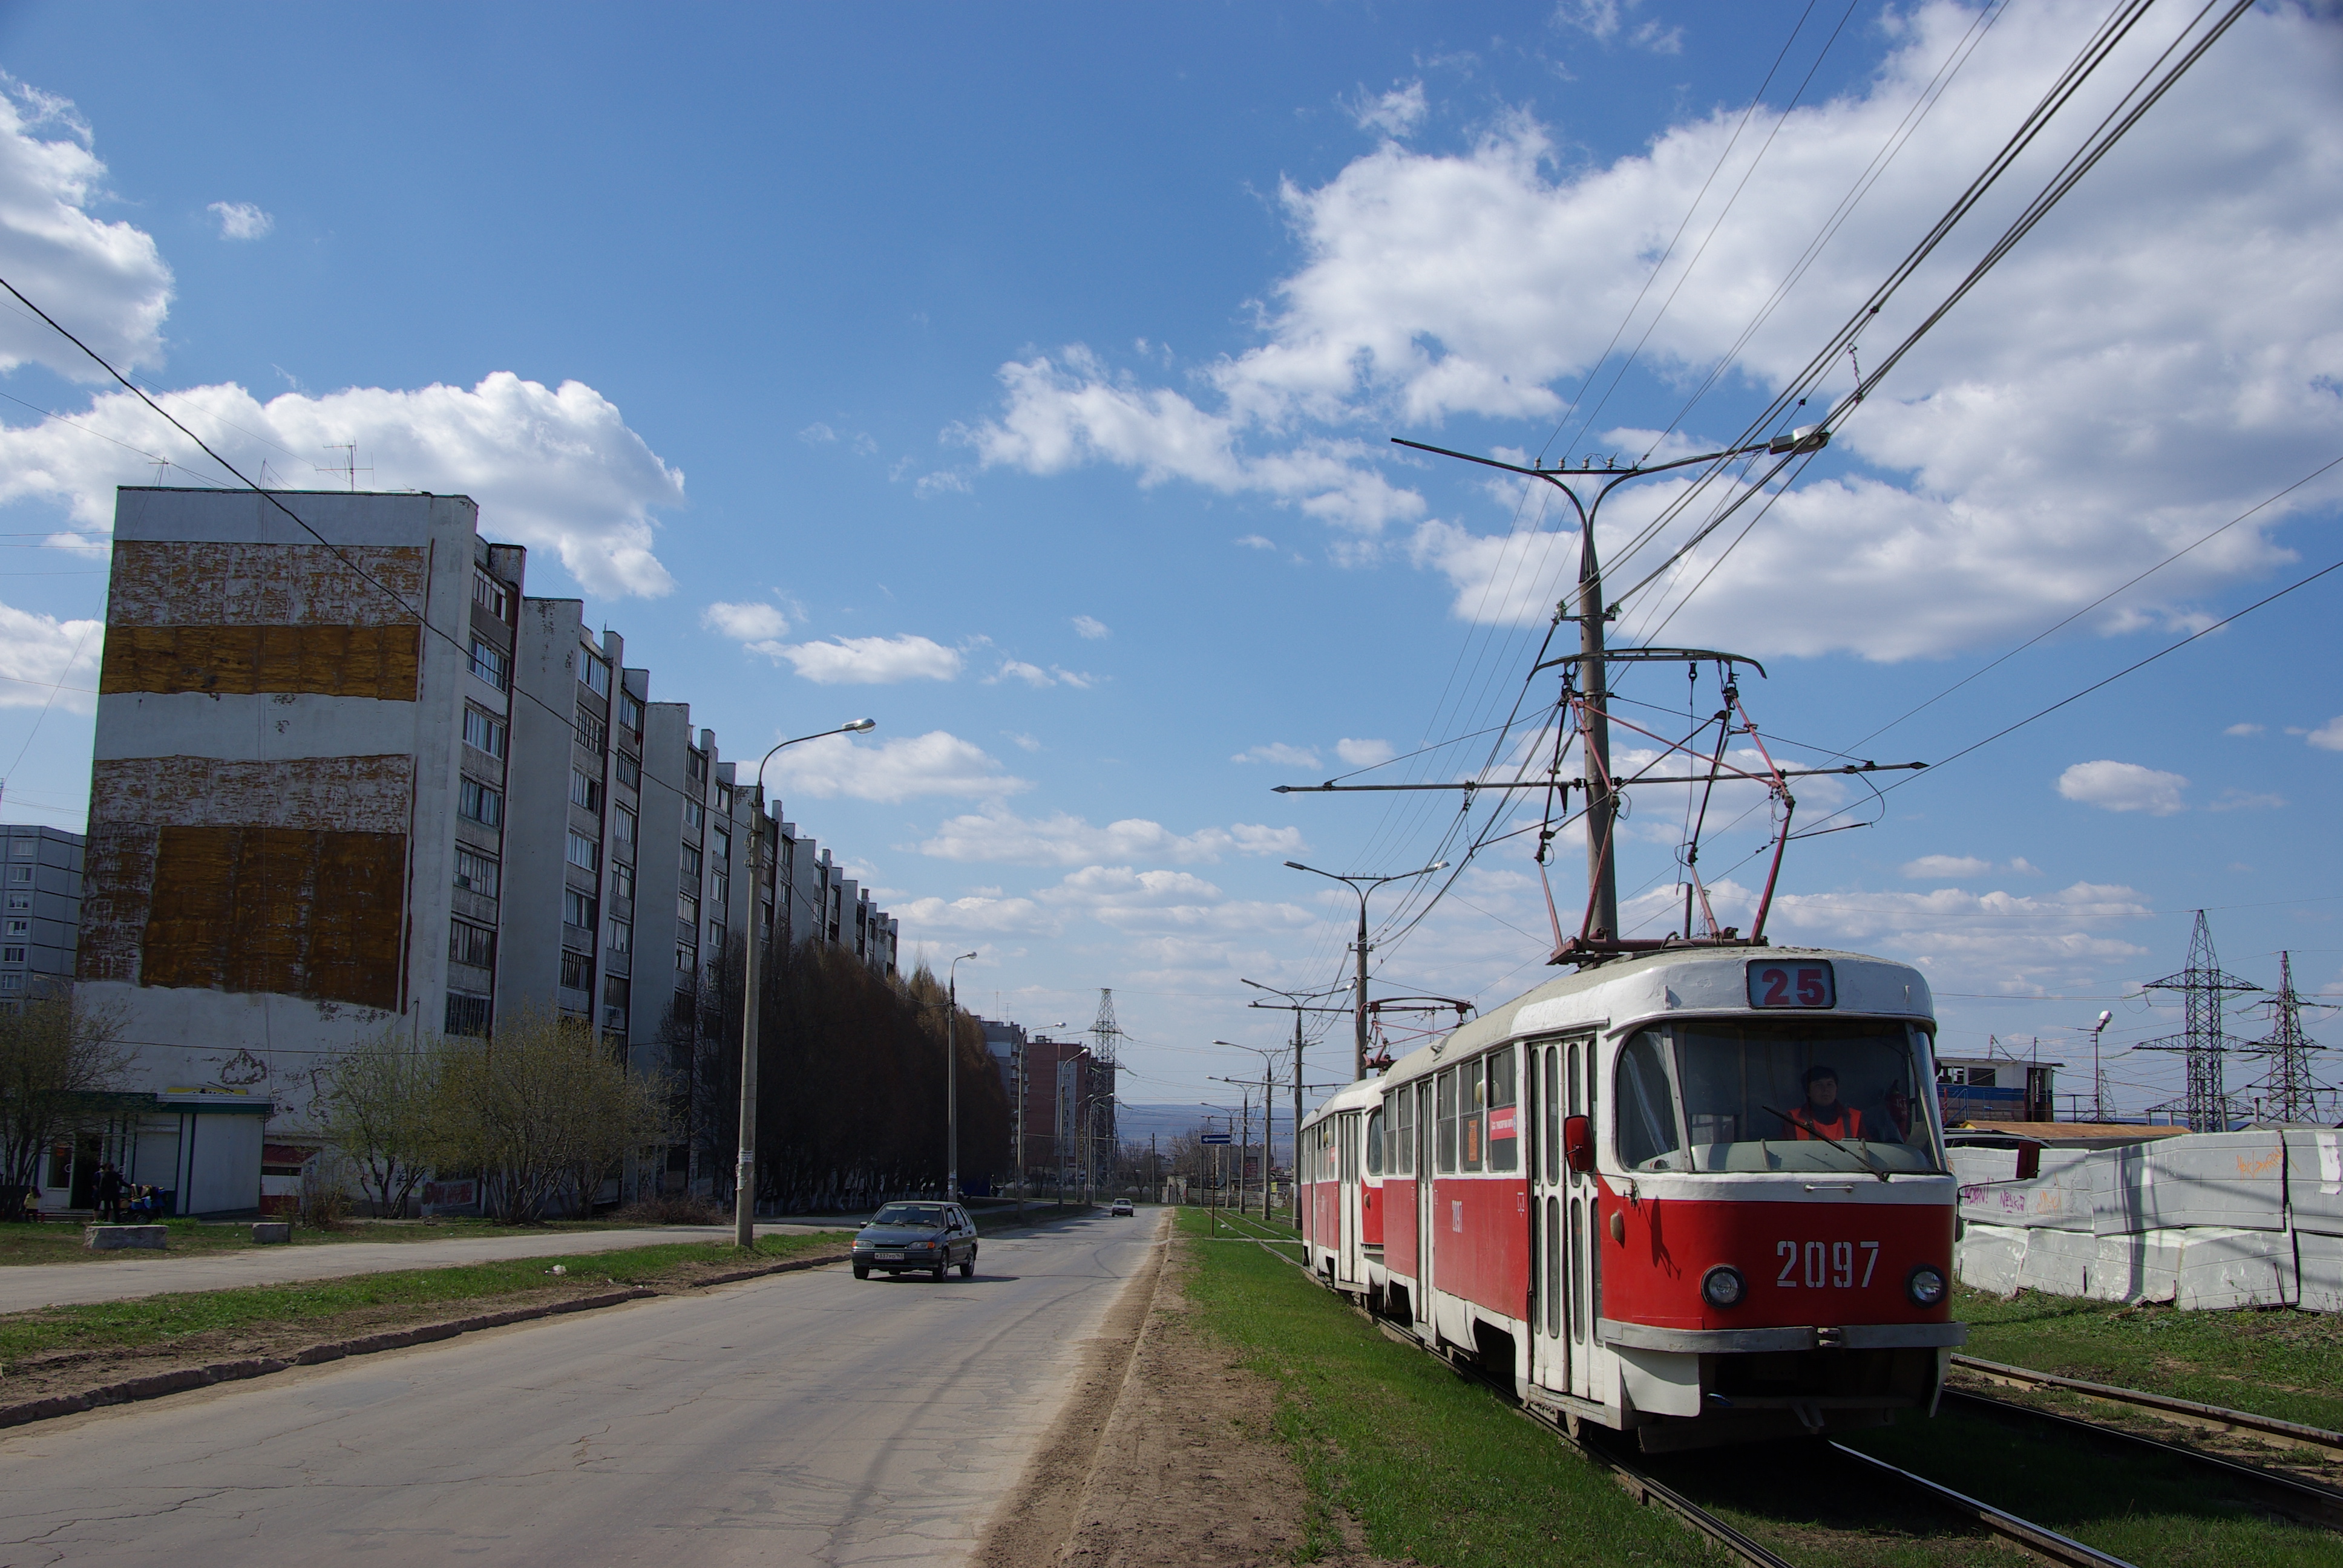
[316,443,372,492]
[2138,910,2261,1133]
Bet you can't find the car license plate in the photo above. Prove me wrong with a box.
[876,1251,903,1261]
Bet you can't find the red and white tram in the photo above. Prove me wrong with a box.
[1299,945,1961,1451]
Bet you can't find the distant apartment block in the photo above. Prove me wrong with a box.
[80,488,900,1176]
[0,824,82,1005]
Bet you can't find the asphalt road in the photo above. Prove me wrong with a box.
[0,1209,1167,1566]
[0,1223,846,1313]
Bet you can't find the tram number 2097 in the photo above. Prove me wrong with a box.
[1776,1239,1879,1289]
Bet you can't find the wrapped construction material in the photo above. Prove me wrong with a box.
[2017,1226,2096,1296]
[2296,1231,2343,1314]
[2171,1226,2295,1311]
[1960,1146,2098,1230]
[2088,1230,2180,1304]
[2107,1132,2288,1234]
[2285,1130,2343,1239]
[1950,1145,2020,1186]
[1956,1222,2028,1296]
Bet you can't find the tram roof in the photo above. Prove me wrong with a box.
[1372,945,1933,1093]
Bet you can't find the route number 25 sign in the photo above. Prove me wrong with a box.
[1746,959,1836,1009]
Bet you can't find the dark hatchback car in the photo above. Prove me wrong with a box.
[851,1202,979,1279]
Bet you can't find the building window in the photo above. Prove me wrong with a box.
[4,920,26,939]
[0,973,20,994]
[462,706,507,759]
[454,848,499,898]
[680,843,702,881]
[613,805,636,845]
[580,652,611,697]
[576,707,608,753]
[449,920,496,968]
[446,993,491,1036]
[675,944,696,975]
[708,921,726,952]
[563,887,598,930]
[460,777,503,828]
[713,828,730,863]
[612,862,635,901]
[710,871,729,907]
[687,749,708,783]
[7,867,28,884]
[566,832,600,873]
[618,691,643,733]
[1,947,22,964]
[678,892,699,927]
[683,798,704,832]
[569,768,603,812]
[4,893,26,910]
[608,919,632,955]
[615,752,640,789]
[716,783,733,814]
[561,949,593,990]
[7,841,31,860]
[470,639,510,691]
[473,570,510,619]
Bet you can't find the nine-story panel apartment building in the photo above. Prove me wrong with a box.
[82,486,898,1196]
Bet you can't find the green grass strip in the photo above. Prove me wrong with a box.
[1173,1207,1709,1567]
[0,1232,837,1366]
[1953,1284,2343,1432]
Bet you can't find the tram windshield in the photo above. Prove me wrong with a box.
[1614,1020,1944,1176]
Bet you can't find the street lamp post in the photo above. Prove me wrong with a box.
[946,950,978,1202]
[735,719,876,1249]
[1283,860,1446,1081]
[1217,1042,1283,1220]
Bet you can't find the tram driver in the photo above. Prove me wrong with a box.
[1783,1065,1865,1142]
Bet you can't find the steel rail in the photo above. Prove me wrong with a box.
[1941,1388,2343,1532]
[1952,1354,2343,1461]
[1828,1440,2137,1567]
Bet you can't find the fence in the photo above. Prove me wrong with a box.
[1953,1128,2343,1312]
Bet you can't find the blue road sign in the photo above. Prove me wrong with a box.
[1200,1132,1232,1145]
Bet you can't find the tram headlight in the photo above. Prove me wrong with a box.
[1906,1264,1947,1307]
[1700,1265,1746,1309]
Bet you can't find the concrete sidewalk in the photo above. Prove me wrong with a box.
[0,1223,847,1313]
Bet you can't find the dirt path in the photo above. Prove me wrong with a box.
[978,1220,1403,1567]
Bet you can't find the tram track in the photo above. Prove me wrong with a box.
[1952,1353,2343,1464]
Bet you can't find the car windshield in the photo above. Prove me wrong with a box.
[1614,1019,1944,1177]
[870,1204,946,1227]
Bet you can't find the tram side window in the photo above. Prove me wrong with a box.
[1342,1114,1360,1181]
[1486,1044,1518,1171]
[1435,1068,1458,1173]
[1394,1086,1414,1175]
[1366,1108,1384,1176]
[1617,1030,1685,1171]
[1461,1057,1486,1172]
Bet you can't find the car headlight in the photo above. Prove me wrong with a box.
[1907,1264,1947,1307]
[1700,1265,1746,1309]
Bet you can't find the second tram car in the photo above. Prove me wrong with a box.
[1299,945,1962,1451]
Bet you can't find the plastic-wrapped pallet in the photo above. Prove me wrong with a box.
[2112,1132,2289,1233]
[2296,1231,2343,1314]
[2286,1129,2343,1240]
[2171,1226,2295,1311]
[2088,1230,2181,1304]
[1956,1223,2028,1296]
[2017,1226,2096,1296]
[1961,1146,2100,1230]
[1950,1145,2020,1186]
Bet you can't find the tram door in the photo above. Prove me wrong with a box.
[1414,1081,1435,1328]
[1528,1038,1568,1391]
[1339,1112,1363,1285]
[1565,1034,1599,1400]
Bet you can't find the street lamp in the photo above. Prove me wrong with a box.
[946,950,978,1201]
[1217,1040,1283,1218]
[735,717,876,1249]
[1283,860,1446,1081]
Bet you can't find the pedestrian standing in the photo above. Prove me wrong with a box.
[95,1162,123,1224]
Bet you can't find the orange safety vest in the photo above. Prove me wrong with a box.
[1788,1103,1864,1142]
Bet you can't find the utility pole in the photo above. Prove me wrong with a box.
[2140,910,2261,1133]
[735,719,876,1248]
[2089,1010,2113,1123]
[1242,980,1349,1226]
[946,951,977,1201]
[1282,863,1446,1080]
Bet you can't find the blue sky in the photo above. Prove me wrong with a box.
[0,1,2336,1124]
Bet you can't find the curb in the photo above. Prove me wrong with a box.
[0,1249,851,1433]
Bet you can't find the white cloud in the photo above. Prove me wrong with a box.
[2207,789,2286,812]
[913,469,972,498]
[954,4,2343,657]
[987,658,1098,689]
[2057,760,2188,816]
[772,633,961,684]
[1232,742,1321,769]
[0,602,101,712]
[1350,81,1427,139]
[1071,614,1109,639]
[1038,864,1316,935]
[918,806,1304,866]
[2307,716,2343,752]
[1002,731,1042,753]
[1335,737,1396,768]
[896,893,1060,938]
[206,201,272,241]
[1554,1,1683,53]
[702,601,790,644]
[2224,722,2265,737]
[0,376,687,596]
[797,422,837,444]
[769,730,1028,803]
[1900,854,1993,880]
[1758,880,2157,985]
[1236,534,1276,550]
[0,77,171,379]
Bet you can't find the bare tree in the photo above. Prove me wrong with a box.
[0,990,133,1222]
[315,1027,441,1218]
[436,1004,672,1224]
